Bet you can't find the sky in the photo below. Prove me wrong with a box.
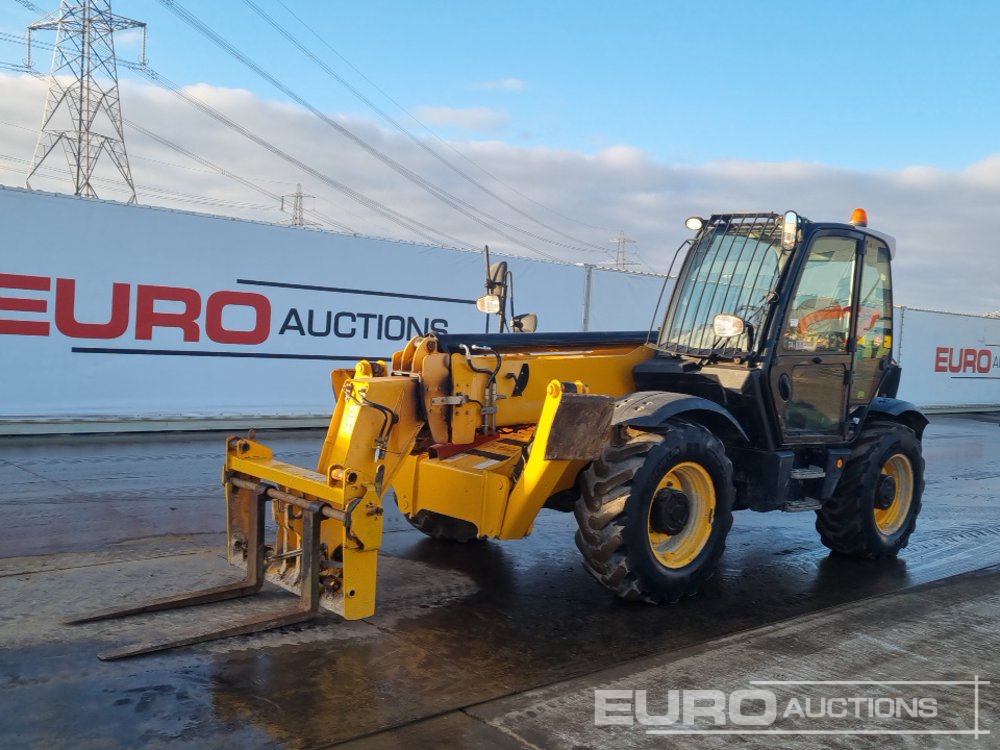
[1,0,1000,313]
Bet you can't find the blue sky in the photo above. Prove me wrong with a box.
[4,0,1000,171]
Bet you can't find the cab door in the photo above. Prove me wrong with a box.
[770,232,862,443]
[849,237,894,411]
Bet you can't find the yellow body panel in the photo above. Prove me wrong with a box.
[447,344,651,444]
[499,381,594,539]
[224,373,421,620]
[394,452,514,538]
[222,335,653,619]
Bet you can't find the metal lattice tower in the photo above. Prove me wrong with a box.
[25,1,146,203]
[610,230,637,271]
[281,184,317,227]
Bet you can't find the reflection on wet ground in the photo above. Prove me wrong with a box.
[0,413,997,748]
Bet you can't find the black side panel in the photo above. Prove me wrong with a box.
[728,446,793,511]
[878,364,902,398]
[632,356,726,401]
[434,330,649,352]
[867,396,929,438]
[612,391,748,442]
[632,357,776,450]
[821,447,852,499]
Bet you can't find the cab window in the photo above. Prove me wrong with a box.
[851,239,893,403]
[781,237,856,353]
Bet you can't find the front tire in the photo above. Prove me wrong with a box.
[816,422,924,558]
[575,420,735,603]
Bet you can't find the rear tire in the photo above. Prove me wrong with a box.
[816,422,924,558]
[575,420,735,603]
[405,510,482,543]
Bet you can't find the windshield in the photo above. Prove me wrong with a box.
[658,215,791,356]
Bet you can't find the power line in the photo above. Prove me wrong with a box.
[159,0,567,261]
[124,118,356,232]
[1,5,651,269]
[2,151,270,210]
[272,0,614,237]
[245,0,612,256]
[4,30,473,247]
[3,63,358,233]
[11,0,44,12]
[2,145,344,231]
[132,63,474,248]
[3,29,472,247]
[632,249,661,275]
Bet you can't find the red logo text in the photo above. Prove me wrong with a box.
[0,273,271,345]
[934,346,995,374]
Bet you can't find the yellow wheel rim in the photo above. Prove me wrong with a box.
[875,453,914,535]
[646,461,716,569]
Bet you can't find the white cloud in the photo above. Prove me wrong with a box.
[474,78,527,92]
[413,105,508,132]
[1,72,998,314]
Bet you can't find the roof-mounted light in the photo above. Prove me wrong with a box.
[850,207,868,227]
[685,216,704,232]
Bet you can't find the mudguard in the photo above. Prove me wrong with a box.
[612,391,748,443]
[867,396,929,438]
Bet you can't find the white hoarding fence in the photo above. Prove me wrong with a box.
[584,266,674,333]
[3,187,998,433]
[896,307,1000,411]
[0,187,665,431]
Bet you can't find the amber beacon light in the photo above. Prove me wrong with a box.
[850,207,868,227]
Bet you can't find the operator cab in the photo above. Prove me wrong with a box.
[637,210,897,451]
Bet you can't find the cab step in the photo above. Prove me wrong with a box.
[781,498,822,512]
[790,465,825,480]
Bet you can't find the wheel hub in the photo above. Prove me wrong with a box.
[651,488,690,535]
[875,474,897,510]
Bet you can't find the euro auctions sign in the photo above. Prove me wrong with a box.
[933,346,1000,376]
[895,307,1000,410]
[0,259,489,423]
[3,187,668,426]
[0,272,453,350]
[0,273,275,344]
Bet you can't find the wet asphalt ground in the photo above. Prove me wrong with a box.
[0,413,997,749]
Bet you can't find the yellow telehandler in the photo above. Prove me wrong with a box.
[71,210,927,660]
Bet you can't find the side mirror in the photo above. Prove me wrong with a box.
[477,295,502,314]
[511,312,538,333]
[713,314,745,338]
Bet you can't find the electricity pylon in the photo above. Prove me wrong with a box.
[25,1,146,203]
[281,184,318,227]
[610,230,637,270]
